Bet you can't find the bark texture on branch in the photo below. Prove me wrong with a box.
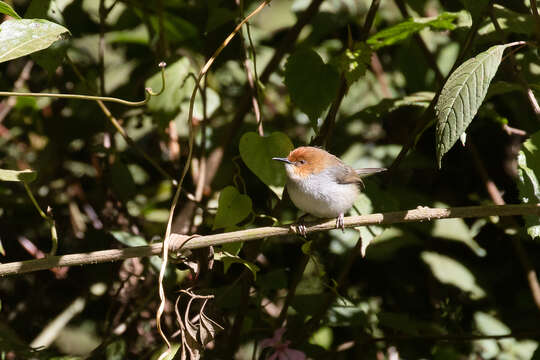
[0,204,538,277]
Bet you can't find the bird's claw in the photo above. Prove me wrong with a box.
[336,213,345,233]
[291,220,308,238]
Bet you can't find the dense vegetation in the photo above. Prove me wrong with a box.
[1,0,540,359]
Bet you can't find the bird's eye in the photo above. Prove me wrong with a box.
[298,159,306,165]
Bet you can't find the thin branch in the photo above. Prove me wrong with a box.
[156,2,272,356]
[489,8,540,120]
[1,204,539,277]
[394,0,444,85]
[390,3,487,171]
[469,142,540,310]
[312,0,381,147]
[0,60,33,124]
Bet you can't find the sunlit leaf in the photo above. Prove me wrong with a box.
[309,326,333,350]
[214,251,260,279]
[335,42,372,86]
[435,43,521,167]
[0,19,69,63]
[421,251,486,299]
[517,130,540,239]
[239,132,294,198]
[0,169,36,183]
[284,48,340,119]
[0,1,21,19]
[213,186,252,230]
[110,231,147,247]
[367,13,458,49]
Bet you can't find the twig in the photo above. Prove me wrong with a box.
[276,253,310,326]
[23,182,58,256]
[200,0,324,196]
[469,142,540,311]
[394,0,444,85]
[1,204,539,277]
[530,0,540,42]
[312,0,381,148]
[0,89,161,107]
[156,2,272,357]
[490,8,540,120]
[0,60,34,123]
[390,2,488,171]
[297,232,366,342]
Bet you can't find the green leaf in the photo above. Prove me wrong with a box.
[146,58,192,114]
[435,43,521,167]
[309,326,333,350]
[284,48,340,119]
[213,186,252,230]
[367,13,458,50]
[214,252,259,280]
[110,231,147,247]
[0,1,21,19]
[335,42,372,86]
[0,169,36,183]
[239,132,294,198]
[421,251,486,299]
[0,19,70,63]
[517,130,540,239]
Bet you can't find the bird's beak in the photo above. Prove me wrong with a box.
[272,157,292,164]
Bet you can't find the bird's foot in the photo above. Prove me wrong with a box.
[336,213,345,233]
[291,215,309,238]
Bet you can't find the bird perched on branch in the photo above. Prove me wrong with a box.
[273,146,386,235]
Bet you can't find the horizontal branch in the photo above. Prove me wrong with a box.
[1,204,538,277]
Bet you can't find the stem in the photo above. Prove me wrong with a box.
[1,203,539,277]
[23,182,58,256]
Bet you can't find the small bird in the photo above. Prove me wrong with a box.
[273,146,386,235]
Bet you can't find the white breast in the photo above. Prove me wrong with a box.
[285,167,359,218]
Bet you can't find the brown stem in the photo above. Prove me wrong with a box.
[490,8,540,120]
[276,253,310,325]
[312,0,381,148]
[394,0,444,85]
[468,142,540,311]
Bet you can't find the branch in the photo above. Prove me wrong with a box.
[1,204,539,277]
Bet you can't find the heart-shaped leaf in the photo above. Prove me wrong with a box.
[435,42,523,167]
[284,48,340,119]
[0,169,36,183]
[213,186,252,230]
[0,19,69,63]
[239,132,294,198]
[517,130,540,239]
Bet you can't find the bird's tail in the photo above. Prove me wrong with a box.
[355,168,387,178]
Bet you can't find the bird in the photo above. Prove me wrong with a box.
[272,146,386,235]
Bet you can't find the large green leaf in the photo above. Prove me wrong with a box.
[213,186,252,230]
[0,1,21,19]
[0,169,36,183]
[421,251,486,299]
[435,43,521,167]
[517,130,540,239]
[367,13,458,50]
[0,19,69,63]
[284,48,340,119]
[239,132,294,198]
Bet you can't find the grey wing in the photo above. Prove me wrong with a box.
[355,168,387,177]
